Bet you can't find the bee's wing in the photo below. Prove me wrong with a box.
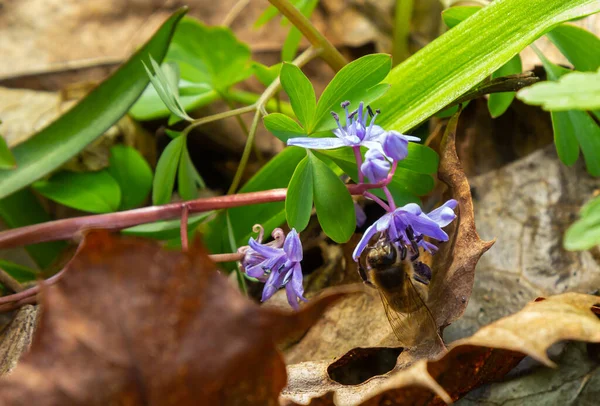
[378,277,438,347]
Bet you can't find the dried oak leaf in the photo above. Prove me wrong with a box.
[282,292,600,405]
[285,110,493,364]
[0,231,355,405]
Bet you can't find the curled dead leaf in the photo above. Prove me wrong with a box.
[0,231,354,405]
[282,292,600,405]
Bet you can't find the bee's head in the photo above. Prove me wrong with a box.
[366,240,397,269]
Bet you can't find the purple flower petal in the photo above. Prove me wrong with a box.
[403,211,450,242]
[248,237,283,258]
[283,229,303,262]
[364,124,385,141]
[352,213,392,260]
[360,149,390,183]
[354,202,367,228]
[382,131,410,161]
[261,267,286,302]
[418,240,439,253]
[287,137,347,150]
[427,199,458,227]
[285,263,306,310]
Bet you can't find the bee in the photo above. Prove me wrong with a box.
[358,231,437,347]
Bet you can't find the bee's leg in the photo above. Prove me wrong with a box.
[400,245,407,260]
[357,262,376,288]
[413,261,432,285]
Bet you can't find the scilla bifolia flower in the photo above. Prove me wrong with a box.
[239,227,306,310]
[353,200,459,261]
[361,149,390,183]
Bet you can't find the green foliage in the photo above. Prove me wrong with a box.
[547,24,600,72]
[488,54,523,118]
[285,156,313,231]
[108,146,153,210]
[263,113,307,142]
[0,260,38,284]
[564,195,600,250]
[122,211,214,239]
[0,189,67,269]
[377,0,600,133]
[518,69,600,111]
[131,17,253,121]
[252,62,282,87]
[533,51,600,176]
[308,153,355,243]
[143,59,193,121]
[280,63,317,129]
[441,6,482,28]
[0,8,186,200]
[33,170,121,214]
[0,127,15,169]
[178,140,204,200]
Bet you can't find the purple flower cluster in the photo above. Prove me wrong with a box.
[240,228,306,310]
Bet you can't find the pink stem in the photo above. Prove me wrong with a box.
[363,192,390,212]
[353,146,364,184]
[0,183,386,249]
[382,186,396,211]
[180,204,189,252]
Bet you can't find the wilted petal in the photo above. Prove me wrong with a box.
[427,199,458,227]
[283,229,303,262]
[287,137,347,150]
[360,149,390,183]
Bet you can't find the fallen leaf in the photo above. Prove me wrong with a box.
[0,231,353,405]
[281,292,600,405]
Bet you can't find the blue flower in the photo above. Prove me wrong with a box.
[242,228,307,310]
[360,149,390,183]
[352,200,458,260]
[287,101,385,151]
[382,131,421,162]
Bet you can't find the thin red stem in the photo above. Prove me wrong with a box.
[180,204,189,252]
[382,186,396,211]
[363,192,390,212]
[0,183,387,249]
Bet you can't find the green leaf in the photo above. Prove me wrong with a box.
[178,139,203,200]
[143,59,193,121]
[166,18,252,91]
[517,69,600,110]
[122,211,213,239]
[33,170,121,214]
[252,62,282,87]
[108,145,153,210]
[308,153,355,243]
[0,260,38,284]
[488,54,523,117]
[312,54,392,133]
[280,63,317,129]
[547,24,600,72]
[564,195,600,250]
[263,113,307,142]
[0,9,186,200]
[442,6,481,28]
[0,132,16,170]
[376,0,600,133]
[0,189,67,269]
[286,156,313,231]
[152,135,185,205]
[534,50,600,175]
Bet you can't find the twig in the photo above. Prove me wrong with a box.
[222,0,252,27]
[180,204,189,252]
[447,72,539,109]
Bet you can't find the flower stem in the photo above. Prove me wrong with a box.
[353,146,364,184]
[382,186,397,211]
[268,0,347,71]
[181,104,256,137]
[363,192,391,212]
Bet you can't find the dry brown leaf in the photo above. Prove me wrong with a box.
[281,292,600,405]
[0,231,353,405]
[0,305,38,375]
